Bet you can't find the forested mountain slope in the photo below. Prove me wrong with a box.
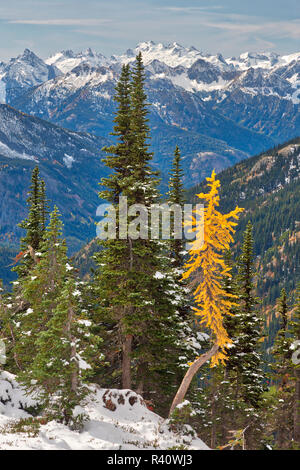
[187,137,300,305]
[0,104,109,258]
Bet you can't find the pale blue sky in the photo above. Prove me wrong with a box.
[0,0,299,60]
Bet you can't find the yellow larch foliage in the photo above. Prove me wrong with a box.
[183,170,244,366]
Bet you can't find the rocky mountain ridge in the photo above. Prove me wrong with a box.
[1,42,299,185]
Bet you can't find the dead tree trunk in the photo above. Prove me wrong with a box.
[121,237,134,390]
[122,334,133,389]
[169,343,219,417]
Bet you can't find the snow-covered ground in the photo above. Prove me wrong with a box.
[0,371,209,450]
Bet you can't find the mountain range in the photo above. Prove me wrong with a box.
[1,41,299,184]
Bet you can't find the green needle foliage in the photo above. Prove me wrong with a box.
[15,166,49,278]
[94,54,181,412]
[15,208,100,426]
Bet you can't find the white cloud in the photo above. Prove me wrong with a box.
[202,19,300,40]
[0,1,299,59]
[153,7,300,41]
[159,6,223,13]
[8,18,111,26]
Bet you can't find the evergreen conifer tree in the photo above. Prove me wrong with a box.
[19,166,41,251]
[223,250,240,366]
[101,63,132,202]
[228,221,265,448]
[265,288,294,448]
[15,167,48,277]
[14,206,66,370]
[167,146,185,269]
[16,208,100,425]
[94,55,180,411]
[39,179,49,234]
[235,221,264,408]
[129,52,159,201]
[2,169,49,371]
[272,289,289,375]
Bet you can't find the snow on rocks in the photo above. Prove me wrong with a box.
[0,371,39,419]
[0,372,209,450]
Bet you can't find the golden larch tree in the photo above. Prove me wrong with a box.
[169,170,243,415]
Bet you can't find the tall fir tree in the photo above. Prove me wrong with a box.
[235,221,264,408]
[129,51,158,201]
[223,250,240,365]
[39,178,49,234]
[101,63,132,202]
[2,169,49,372]
[94,54,180,412]
[167,146,185,270]
[264,288,295,449]
[188,240,267,449]
[166,146,189,322]
[230,221,265,448]
[15,166,48,278]
[16,207,100,425]
[271,288,289,378]
[94,63,135,389]
[165,145,200,388]
[19,167,42,250]
[13,206,66,370]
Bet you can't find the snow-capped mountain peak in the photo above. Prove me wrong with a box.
[227,51,281,70]
[19,48,40,61]
[0,49,60,103]
[113,41,238,74]
[114,41,205,68]
[0,41,299,147]
[46,49,109,74]
[280,52,300,66]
